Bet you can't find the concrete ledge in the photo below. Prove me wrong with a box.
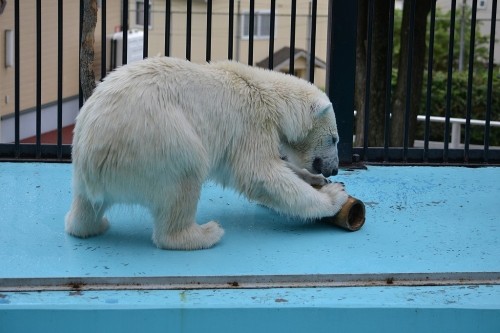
[1,286,500,333]
[1,163,499,332]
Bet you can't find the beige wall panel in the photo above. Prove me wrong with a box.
[0,0,331,118]
[131,0,329,70]
[0,0,81,117]
[0,0,15,117]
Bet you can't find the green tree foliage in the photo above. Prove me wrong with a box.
[392,6,489,72]
[415,71,500,146]
[427,6,490,72]
[390,4,499,146]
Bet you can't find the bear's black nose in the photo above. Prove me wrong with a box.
[313,158,338,177]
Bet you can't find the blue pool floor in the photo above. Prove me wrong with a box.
[0,162,499,332]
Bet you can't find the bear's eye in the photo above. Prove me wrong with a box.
[328,129,338,145]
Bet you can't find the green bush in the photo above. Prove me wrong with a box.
[415,70,500,146]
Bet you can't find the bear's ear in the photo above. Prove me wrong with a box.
[311,101,333,117]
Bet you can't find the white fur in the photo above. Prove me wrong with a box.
[65,57,348,250]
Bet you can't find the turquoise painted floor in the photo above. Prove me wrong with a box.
[1,163,499,332]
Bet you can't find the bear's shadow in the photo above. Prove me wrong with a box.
[202,204,341,235]
[84,202,341,250]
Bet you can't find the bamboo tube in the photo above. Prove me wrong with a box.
[321,196,366,231]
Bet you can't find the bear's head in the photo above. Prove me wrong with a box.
[280,103,340,178]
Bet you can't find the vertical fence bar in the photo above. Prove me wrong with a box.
[36,0,42,157]
[14,0,20,156]
[101,0,107,79]
[268,0,276,69]
[484,0,497,162]
[165,0,171,56]
[143,0,149,59]
[308,0,317,83]
[248,0,255,65]
[326,0,358,165]
[206,0,212,62]
[186,0,192,60]
[402,0,416,162]
[362,0,374,159]
[122,0,128,65]
[57,0,64,158]
[228,0,234,60]
[423,0,437,162]
[289,0,296,74]
[444,0,457,162]
[464,0,478,162]
[383,0,396,161]
[79,0,84,108]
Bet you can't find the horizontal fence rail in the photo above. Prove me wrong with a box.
[0,0,498,165]
[416,115,500,149]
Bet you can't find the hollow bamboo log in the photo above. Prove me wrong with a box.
[321,195,366,231]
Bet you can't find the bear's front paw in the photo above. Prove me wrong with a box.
[295,168,331,186]
[307,173,331,186]
[319,182,349,215]
[284,161,331,186]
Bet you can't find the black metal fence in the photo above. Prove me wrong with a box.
[0,0,68,160]
[354,0,499,165]
[0,0,498,165]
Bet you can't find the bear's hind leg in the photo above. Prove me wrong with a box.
[155,221,224,250]
[65,194,110,238]
[151,180,224,250]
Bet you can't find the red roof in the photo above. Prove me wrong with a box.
[20,125,74,144]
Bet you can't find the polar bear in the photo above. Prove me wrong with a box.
[65,57,348,250]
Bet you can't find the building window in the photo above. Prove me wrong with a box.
[241,11,273,39]
[136,1,152,28]
[478,0,487,9]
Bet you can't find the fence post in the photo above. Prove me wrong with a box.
[326,0,358,165]
[451,122,461,149]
